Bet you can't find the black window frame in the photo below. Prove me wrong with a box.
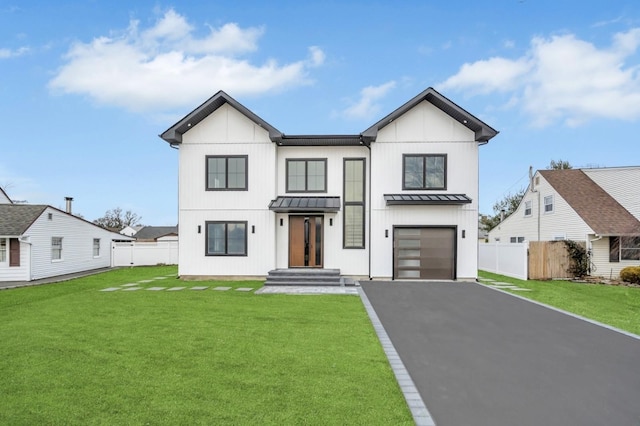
[205,221,248,256]
[343,158,366,249]
[286,158,327,193]
[205,155,248,191]
[402,154,447,190]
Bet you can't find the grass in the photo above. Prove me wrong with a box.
[479,270,640,335]
[0,266,412,425]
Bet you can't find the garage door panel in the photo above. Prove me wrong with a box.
[394,227,455,280]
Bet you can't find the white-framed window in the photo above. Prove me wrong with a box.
[524,200,532,217]
[52,237,63,260]
[93,238,100,257]
[510,236,525,243]
[544,195,554,213]
[0,238,7,264]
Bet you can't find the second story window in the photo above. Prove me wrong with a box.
[403,154,446,190]
[544,195,554,213]
[206,155,248,190]
[524,200,532,216]
[286,159,327,192]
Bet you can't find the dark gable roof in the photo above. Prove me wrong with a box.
[362,87,498,143]
[0,204,48,236]
[0,187,12,204]
[134,226,178,240]
[539,169,640,236]
[160,91,282,145]
[160,87,498,146]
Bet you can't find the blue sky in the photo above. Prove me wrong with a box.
[2,1,640,225]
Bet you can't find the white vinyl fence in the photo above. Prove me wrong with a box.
[478,243,528,280]
[111,241,178,267]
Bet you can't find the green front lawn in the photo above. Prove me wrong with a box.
[479,270,640,335]
[0,266,412,425]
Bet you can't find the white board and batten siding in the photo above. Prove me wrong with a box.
[25,207,115,280]
[178,103,277,277]
[369,100,481,280]
[275,146,370,276]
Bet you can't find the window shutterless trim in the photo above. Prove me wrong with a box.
[285,158,327,193]
[343,158,366,249]
[402,153,447,190]
[205,155,248,191]
[205,221,248,256]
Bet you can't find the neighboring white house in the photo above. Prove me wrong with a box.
[160,88,498,280]
[0,187,11,204]
[0,197,132,282]
[488,166,640,279]
[120,225,143,237]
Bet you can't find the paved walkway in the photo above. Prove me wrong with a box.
[360,280,640,426]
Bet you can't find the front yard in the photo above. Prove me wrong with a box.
[0,266,412,425]
[479,270,640,335]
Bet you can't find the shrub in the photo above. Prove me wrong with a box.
[563,240,589,277]
[620,266,640,284]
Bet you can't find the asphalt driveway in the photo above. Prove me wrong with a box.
[360,281,640,426]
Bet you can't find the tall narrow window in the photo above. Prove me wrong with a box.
[206,156,248,190]
[93,238,101,257]
[52,237,63,260]
[0,239,7,263]
[524,200,532,216]
[403,154,446,190]
[206,221,247,256]
[544,195,554,213]
[344,158,365,248]
[286,159,327,192]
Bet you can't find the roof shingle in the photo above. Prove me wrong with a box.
[540,169,640,236]
[0,204,48,236]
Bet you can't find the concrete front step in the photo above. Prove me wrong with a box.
[264,268,355,286]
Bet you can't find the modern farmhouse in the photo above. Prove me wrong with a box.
[161,88,498,280]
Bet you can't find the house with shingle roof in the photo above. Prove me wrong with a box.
[0,196,132,282]
[488,166,640,279]
[133,226,178,242]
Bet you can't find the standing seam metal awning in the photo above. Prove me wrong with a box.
[384,194,472,205]
[268,196,341,212]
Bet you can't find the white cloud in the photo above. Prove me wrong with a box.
[343,81,397,120]
[48,9,324,112]
[0,46,29,58]
[439,28,640,127]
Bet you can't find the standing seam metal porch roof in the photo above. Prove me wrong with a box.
[160,88,499,145]
[268,196,341,212]
[384,194,472,205]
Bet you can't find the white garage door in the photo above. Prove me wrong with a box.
[393,227,456,280]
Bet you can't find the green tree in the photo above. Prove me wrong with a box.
[548,159,572,170]
[480,187,526,232]
[94,207,142,231]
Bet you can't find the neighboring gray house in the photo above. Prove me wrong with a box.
[0,196,132,282]
[134,226,178,242]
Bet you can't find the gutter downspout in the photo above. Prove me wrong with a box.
[366,142,372,280]
[19,236,32,281]
[529,166,540,241]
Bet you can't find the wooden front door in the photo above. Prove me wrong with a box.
[289,216,323,267]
